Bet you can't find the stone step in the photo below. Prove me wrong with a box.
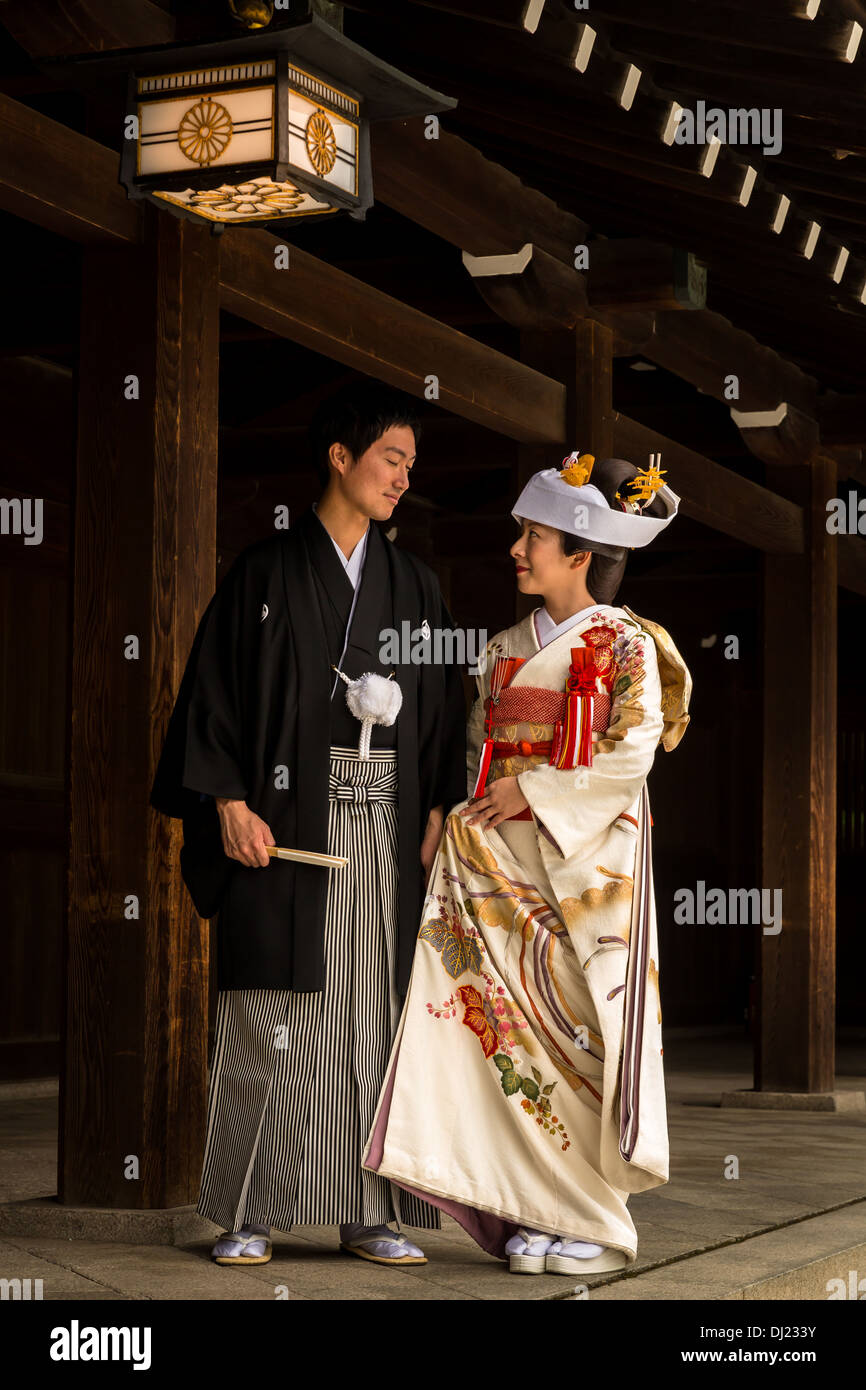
[568,1202,866,1300]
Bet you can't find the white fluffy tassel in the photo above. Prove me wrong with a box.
[333,669,403,760]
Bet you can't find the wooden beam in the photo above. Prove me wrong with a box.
[650,58,863,123]
[451,88,762,204]
[574,320,615,458]
[462,240,703,325]
[218,229,566,443]
[64,211,217,1207]
[587,240,706,311]
[463,244,587,330]
[0,92,141,245]
[613,413,805,552]
[371,120,589,261]
[759,453,837,1092]
[636,309,817,416]
[607,21,866,100]
[731,401,820,466]
[594,0,861,61]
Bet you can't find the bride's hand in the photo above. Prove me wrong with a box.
[459,776,529,830]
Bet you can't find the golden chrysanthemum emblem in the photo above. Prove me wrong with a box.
[178,100,233,166]
[306,108,337,177]
[188,178,306,217]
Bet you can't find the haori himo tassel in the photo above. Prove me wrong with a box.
[332,667,402,759]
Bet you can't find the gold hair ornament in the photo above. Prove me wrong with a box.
[559,451,595,487]
[616,453,667,512]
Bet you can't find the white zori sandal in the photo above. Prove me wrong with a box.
[504,1228,557,1274]
[339,1227,427,1266]
[212,1231,273,1265]
[545,1239,628,1275]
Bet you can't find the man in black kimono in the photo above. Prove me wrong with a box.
[150,382,466,1266]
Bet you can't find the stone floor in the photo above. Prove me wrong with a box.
[1,1028,865,1301]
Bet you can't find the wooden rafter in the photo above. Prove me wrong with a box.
[372,120,818,414]
[352,1,866,326]
[218,230,566,443]
[592,1,861,61]
[0,92,141,244]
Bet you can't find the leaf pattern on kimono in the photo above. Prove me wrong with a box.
[457,984,499,1058]
[501,1068,522,1096]
[419,914,483,980]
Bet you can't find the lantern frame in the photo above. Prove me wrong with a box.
[49,16,456,226]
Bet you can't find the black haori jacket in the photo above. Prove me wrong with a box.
[150,507,467,994]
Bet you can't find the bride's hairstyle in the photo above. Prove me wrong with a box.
[560,457,668,606]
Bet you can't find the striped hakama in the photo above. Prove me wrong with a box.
[196,746,440,1234]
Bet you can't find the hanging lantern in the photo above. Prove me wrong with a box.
[58,16,455,227]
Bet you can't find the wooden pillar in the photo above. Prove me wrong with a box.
[516,321,614,617]
[62,210,219,1207]
[758,453,837,1092]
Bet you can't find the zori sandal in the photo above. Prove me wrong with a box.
[212,1231,273,1265]
[504,1228,556,1274]
[340,1230,427,1266]
[544,1240,628,1275]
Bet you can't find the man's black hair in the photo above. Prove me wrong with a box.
[309,381,422,488]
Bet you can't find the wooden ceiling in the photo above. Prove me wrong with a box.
[334,0,866,391]
[1,0,864,395]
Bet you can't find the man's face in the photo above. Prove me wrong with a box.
[329,424,416,521]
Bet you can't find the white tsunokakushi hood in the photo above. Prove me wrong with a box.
[512,454,679,549]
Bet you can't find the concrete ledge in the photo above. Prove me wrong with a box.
[720,1089,866,1112]
[736,1246,866,1300]
[0,1196,217,1246]
[580,1201,866,1301]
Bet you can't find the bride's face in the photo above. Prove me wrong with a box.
[510,518,584,596]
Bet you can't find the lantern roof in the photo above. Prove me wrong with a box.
[40,15,456,123]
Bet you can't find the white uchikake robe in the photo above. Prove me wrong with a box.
[362,602,692,1263]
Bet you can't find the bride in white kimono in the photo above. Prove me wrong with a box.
[363,453,692,1275]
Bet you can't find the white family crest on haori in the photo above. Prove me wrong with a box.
[260,603,269,622]
[421,619,431,641]
[332,667,402,760]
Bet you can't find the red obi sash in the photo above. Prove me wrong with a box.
[472,649,605,804]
